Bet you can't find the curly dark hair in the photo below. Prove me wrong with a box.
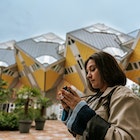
[84,51,126,91]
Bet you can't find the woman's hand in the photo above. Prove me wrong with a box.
[61,86,82,110]
[57,90,70,111]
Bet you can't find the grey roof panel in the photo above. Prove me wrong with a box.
[0,49,15,66]
[69,30,121,50]
[68,23,133,61]
[16,39,64,65]
[18,40,58,58]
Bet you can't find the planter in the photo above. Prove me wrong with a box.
[35,119,46,130]
[19,120,32,133]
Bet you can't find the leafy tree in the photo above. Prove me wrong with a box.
[0,78,12,110]
[15,86,41,120]
[131,83,140,97]
[35,96,52,120]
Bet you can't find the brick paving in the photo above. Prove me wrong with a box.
[0,120,75,140]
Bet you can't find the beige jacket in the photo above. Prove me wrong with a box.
[78,86,140,140]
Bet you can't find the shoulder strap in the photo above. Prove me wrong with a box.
[106,87,117,114]
[94,87,117,111]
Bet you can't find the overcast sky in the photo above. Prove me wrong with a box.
[0,0,140,42]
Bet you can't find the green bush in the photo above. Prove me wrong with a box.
[0,112,19,130]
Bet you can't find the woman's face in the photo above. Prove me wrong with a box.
[86,59,107,92]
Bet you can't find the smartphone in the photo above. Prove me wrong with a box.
[63,86,72,94]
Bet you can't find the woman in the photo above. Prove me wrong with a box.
[57,51,140,140]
